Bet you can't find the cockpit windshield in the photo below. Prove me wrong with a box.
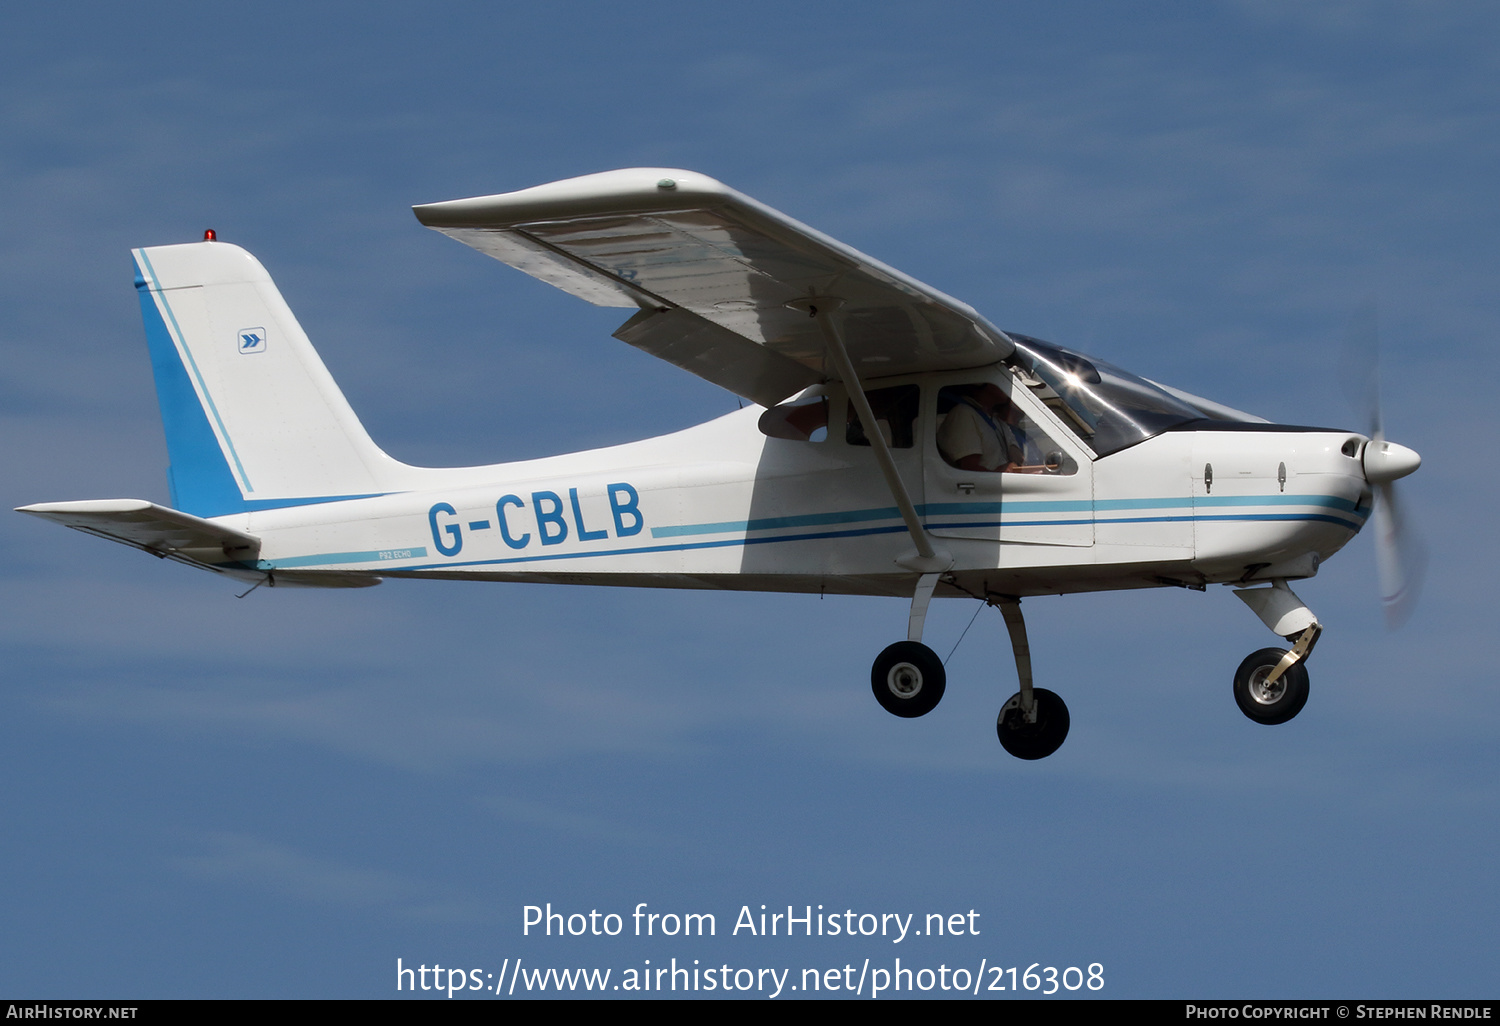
[1006,333,1202,456]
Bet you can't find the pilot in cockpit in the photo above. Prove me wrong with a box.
[937,383,1034,473]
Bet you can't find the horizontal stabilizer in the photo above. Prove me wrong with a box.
[16,499,259,566]
[17,500,382,589]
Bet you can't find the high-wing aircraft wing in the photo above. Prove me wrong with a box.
[413,169,1014,406]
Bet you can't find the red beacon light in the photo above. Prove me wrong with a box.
[203,229,217,242]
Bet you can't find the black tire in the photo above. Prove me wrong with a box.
[996,688,1070,760]
[871,641,946,718]
[1233,647,1310,725]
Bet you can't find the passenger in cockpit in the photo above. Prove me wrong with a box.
[937,383,1030,473]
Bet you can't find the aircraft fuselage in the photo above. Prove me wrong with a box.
[224,373,1369,603]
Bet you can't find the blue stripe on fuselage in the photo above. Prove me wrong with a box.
[263,496,1363,572]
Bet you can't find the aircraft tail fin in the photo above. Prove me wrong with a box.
[132,241,404,518]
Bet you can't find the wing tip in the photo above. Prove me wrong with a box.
[17,498,157,515]
[413,168,735,228]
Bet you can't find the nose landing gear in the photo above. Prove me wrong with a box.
[1233,648,1310,725]
[1233,580,1321,725]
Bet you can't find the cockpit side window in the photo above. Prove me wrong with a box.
[758,392,829,442]
[847,384,919,449]
[936,381,1077,475]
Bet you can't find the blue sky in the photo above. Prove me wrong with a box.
[2,2,1496,998]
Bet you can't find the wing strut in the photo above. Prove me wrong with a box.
[798,300,952,574]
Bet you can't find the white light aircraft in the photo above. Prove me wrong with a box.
[19,169,1424,759]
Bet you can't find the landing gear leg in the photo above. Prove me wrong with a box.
[992,596,1069,759]
[871,573,946,717]
[1232,580,1321,725]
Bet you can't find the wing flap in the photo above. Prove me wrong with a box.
[414,169,1013,403]
[435,226,641,308]
[612,307,821,407]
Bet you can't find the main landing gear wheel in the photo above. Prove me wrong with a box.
[1233,648,1310,725]
[871,641,946,718]
[996,688,1069,760]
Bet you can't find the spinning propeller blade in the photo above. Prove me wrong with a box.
[1370,478,1426,629]
[1344,304,1426,628]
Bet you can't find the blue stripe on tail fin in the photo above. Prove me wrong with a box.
[135,257,250,517]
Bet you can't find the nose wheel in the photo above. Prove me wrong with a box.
[1233,647,1310,725]
[1232,582,1320,726]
